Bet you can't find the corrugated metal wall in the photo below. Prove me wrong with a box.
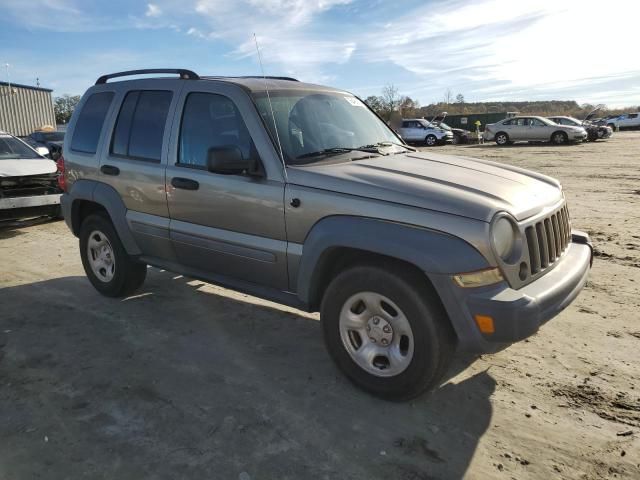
[0,84,56,136]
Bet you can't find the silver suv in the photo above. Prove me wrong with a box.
[400,118,453,146]
[60,69,593,400]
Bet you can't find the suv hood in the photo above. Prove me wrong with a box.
[287,151,563,222]
[0,159,57,178]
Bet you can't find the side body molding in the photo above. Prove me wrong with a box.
[295,215,490,305]
[65,179,142,255]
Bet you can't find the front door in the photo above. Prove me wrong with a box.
[165,86,288,290]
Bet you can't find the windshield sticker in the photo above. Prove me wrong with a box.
[344,96,364,107]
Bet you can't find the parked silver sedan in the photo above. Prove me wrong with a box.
[484,116,587,146]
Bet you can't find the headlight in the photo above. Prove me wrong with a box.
[491,215,518,262]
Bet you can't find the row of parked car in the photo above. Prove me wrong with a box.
[399,113,617,146]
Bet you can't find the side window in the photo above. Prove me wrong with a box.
[70,92,114,154]
[531,119,544,126]
[401,121,410,128]
[629,113,638,119]
[111,90,172,162]
[502,119,513,126]
[178,92,253,168]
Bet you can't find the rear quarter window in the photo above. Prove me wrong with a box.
[70,92,115,154]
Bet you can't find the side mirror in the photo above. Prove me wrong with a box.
[206,146,254,175]
[35,146,51,158]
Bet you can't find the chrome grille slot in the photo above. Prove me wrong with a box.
[524,204,572,279]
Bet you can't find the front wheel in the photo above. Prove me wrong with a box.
[424,134,438,147]
[321,265,455,400]
[79,213,147,297]
[551,131,568,145]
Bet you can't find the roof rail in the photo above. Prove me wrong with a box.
[95,69,199,85]
[203,75,299,82]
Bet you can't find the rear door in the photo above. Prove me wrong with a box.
[98,79,182,260]
[165,82,288,290]
[508,118,527,140]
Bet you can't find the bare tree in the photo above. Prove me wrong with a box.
[456,93,465,104]
[443,88,453,105]
[381,84,401,120]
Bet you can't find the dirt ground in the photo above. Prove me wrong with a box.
[1,132,639,480]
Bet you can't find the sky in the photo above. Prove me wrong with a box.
[1,0,639,107]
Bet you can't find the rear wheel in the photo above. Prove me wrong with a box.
[425,134,438,147]
[321,264,455,400]
[79,213,147,297]
[551,131,568,145]
[495,132,509,146]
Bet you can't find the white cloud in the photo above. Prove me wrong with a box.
[145,3,162,17]
[356,0,640,105]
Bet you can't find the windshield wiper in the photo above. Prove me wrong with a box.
[296,146,380,160]
[357,141,416,153]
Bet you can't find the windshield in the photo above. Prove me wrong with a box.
[437,122,452,131]
[0,136,40,160]
[41,132,65,141]
[252,90,405,165]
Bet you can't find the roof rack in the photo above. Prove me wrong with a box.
[203,75,299,82]
[95,69,199,85]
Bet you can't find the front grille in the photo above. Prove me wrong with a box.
[524,205,571,275]
[0,173,59,199]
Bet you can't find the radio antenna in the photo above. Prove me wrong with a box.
[253,33,287,181]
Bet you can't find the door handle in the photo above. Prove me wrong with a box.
[100,165,120,176]
[171,177,199,191]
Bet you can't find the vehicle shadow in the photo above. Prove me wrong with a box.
[0,270,494,480]
[0,217,60,239]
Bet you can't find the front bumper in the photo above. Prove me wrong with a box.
[0,193,61,221]
[573,132,588,141]
[430,231,593,353]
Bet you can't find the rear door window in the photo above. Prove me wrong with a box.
[111,90,173,162]
[70,92,114,154]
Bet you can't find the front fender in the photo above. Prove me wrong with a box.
[296,215,489,306]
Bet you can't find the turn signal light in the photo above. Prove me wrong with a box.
[474,315,495,334]
[452,268,503,288]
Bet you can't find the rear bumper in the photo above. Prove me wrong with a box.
[430,231,593,353]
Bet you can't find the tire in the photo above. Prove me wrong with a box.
[597,129,605,139]
[607,123,616,130]
[551,131,568,145]
[79,212,147,297]
[424,134,438,147]
[320,264,455,401]
[495,132,509,146]
[451,134,459,145]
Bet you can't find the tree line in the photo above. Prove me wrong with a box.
[363,84,639,123]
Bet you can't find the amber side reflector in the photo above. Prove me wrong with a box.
[475,315,495,334]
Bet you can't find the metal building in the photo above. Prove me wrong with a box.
[0,81,56,136]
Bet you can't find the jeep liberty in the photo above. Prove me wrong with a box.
[60,69,593,400]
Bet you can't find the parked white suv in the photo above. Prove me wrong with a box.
[399,119,453,146]
[484,116,587,146]
[607,113,640,130]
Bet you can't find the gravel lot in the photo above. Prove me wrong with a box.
[1,132,639,479]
